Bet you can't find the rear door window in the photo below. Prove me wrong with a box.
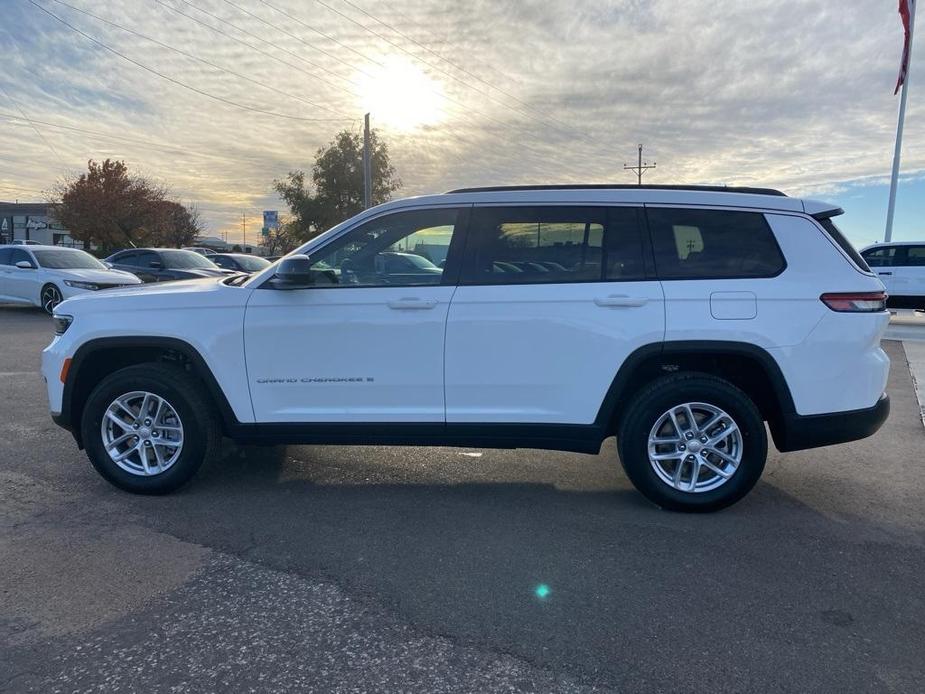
[647,208,785,279]
[861,246,898,267]
[461,206,645,284]
[905,246,925,266]
[135,251,160,268]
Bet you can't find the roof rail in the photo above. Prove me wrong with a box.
[445,184,788,197]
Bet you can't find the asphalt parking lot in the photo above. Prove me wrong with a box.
[1,306,924,693]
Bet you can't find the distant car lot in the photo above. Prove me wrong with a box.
[1,305,924,692]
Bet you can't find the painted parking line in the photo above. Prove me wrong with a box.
[903,340,925,428]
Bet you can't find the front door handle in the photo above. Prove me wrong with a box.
[878,271,893,276]
[387,298,438,310]
[594,295,648,308]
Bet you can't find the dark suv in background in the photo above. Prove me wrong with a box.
[210,253,272,273]
[105,248,233,283]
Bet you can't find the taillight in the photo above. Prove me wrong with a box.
[820,291,887,312]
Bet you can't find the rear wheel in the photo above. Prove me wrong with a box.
[40,283,62,314]
[80,363,220,494]
[617,373,767,512]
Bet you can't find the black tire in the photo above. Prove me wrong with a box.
[80,363,221,494]
[617,372,767,512]
[40,283,63,315]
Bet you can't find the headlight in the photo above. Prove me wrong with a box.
[64,280,100,290]
[53,314,73,336]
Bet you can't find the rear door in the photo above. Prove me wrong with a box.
[444,205,664,425]
[890,245,925,303]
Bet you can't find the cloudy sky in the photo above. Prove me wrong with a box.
[1,0,922,246]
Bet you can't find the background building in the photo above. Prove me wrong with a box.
[0,201,81,247]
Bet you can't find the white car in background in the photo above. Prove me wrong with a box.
[0,245,142,314]
[859,241,925,311]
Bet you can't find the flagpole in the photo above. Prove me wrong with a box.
[886,0,917,243]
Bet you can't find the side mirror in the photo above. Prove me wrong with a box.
[272,255,314,289]
[15,260,34,269]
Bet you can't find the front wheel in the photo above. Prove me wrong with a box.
[80,363,220,494]
[617,373,767,512]
[40,283,63,314]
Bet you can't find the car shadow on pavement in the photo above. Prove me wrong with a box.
[109,437,924,692]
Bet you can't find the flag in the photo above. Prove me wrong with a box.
[895,0,914,94]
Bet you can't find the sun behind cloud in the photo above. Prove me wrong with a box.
[357,56,445,131]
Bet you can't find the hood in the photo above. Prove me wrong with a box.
[58,276,241,313]
[47,267,142,284]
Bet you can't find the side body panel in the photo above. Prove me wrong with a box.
[42,279,254,422]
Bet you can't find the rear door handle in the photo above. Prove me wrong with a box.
[387,298,438,310]
[594,295,648,308]
[878,271,893,276]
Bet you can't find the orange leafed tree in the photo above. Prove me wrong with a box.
[53,159,201,252]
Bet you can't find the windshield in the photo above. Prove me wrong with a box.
[32,249,106,270]
[234,255,271,272]
[159,250,220,270]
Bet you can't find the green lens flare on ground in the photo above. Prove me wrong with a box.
[534,584,550,599]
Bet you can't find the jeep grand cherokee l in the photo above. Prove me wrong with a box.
[43,185,890,512]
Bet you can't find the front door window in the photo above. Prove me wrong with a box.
[307,208,461,287]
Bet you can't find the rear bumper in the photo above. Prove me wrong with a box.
[886,295,924,310]
[772,393,890,452]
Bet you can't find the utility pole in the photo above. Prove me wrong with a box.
[363,113,372,209]
[624,144,656,185]
[242,211,246,249]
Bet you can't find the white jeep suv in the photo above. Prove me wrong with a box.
[42,185,891,512]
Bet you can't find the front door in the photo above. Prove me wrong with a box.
[445,205,664,425]
[244,206,467,423]
[861,245,898,295]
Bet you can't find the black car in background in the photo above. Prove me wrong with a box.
[210,253,272,273]
[105,248,233,283]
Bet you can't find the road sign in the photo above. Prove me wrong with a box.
[263,210,278,230]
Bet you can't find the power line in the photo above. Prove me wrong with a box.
[159,0,364,99]
[0,83,68,169]
[44,0,349,118]
[333,0,592,142]
[221,0,376,81]
[200,0,596,174]
[255,0,380,66]
[26,0,352,123]
[0,111,304,167]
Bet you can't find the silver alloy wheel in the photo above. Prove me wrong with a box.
[41,285,62,314]
[101,391,184,476]
[647,402,743,493]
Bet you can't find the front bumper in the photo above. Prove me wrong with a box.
[772,393,890,452]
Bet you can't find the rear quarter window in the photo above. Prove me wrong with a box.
[647,208,785,279]
[818,218,871,272]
